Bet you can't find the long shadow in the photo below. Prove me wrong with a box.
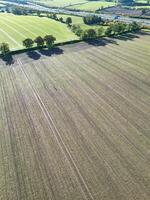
[85,31,145,46]
[85,38,118,46]
[85,32,144,46]
[39,47,63,57]
[112,33,140,41]
[27,51,41,60]
[137,30,150,36]
[1,54,14,65]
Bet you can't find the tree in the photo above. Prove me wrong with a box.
[76,28,83,36]
[50,13,57,20]
[71,25,83,36]
[83,15,102,25]
[141,8,146,15]
[111,22,126,35]
[6,7,10,13]
[0,43,10,56]
[126,23,133,31]
[81,29,97,40]
[66,17,72,26]
[37,11,41,17]
[105,26,113,36]
[44,35,56,49]
[112,23,120,35]
[130,22,141,31]
[59,17,63,23]
[97,27,104,37]
[34,36,44,47]
[23,38,34,48]
[119,22,126,33]
[12,7,22,15]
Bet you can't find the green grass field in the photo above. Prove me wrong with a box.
[133,5,150,8]
[135,0,148,3]
[132,0,150,8]
[35,0,115,11]
[68,1,116,11]
[35,0,87,7]
[0,13,78,50]
[57,14,107,31]
[35,0,150,11]
[57,14,94,30]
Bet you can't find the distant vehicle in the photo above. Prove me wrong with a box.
[113,15,120,20]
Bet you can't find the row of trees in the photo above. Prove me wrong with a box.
[0,22,141,56]
[23,35,56,49]
[0,35,56,56]
[48,14,72,26]
[71,21,141,40]
[6,6,37,15]
[105,21,141,36]
[83,15,103,25]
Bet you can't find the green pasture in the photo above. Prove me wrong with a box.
[57,14,107,30]
[35,0,87,7]
[68,1,116,11]
[0,13,78,50]
[35,0,115,11]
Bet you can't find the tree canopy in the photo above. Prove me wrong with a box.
[34,36,44,47]
[23,38,34,48]
[81,29,97,40]
[83,15,102,25]
[44,35,56,49]
[0,43,10,56]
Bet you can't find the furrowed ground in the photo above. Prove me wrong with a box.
[0,32,150,200]
[0,13,78,50]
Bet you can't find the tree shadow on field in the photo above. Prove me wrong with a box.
[39,47,63,57]
[136,30,150,36]
[85,32,145,47]
[1,54,14,65]
[27,51,41,60]
[86,38,118,46]
[113,33,140,41]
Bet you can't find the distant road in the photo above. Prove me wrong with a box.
[1,1,150,26]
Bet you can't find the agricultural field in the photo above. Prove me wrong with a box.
[0,32,150,200]
[135,0,148,2]
[0,13,78,50]
[34,0,115,11]
[132,5,150,8]
[34,0,87,7]
[33,0,150,11]
[67,1,116,11]
[57,14,107,30]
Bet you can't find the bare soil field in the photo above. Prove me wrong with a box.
[0,32,150,200]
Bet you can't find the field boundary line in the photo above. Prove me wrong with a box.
[20,19,51,36]
[17,59,94,200]
[28,18,67,37]
[0,28,21,47]
[0,17,37,37]
[0,19,27,39]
